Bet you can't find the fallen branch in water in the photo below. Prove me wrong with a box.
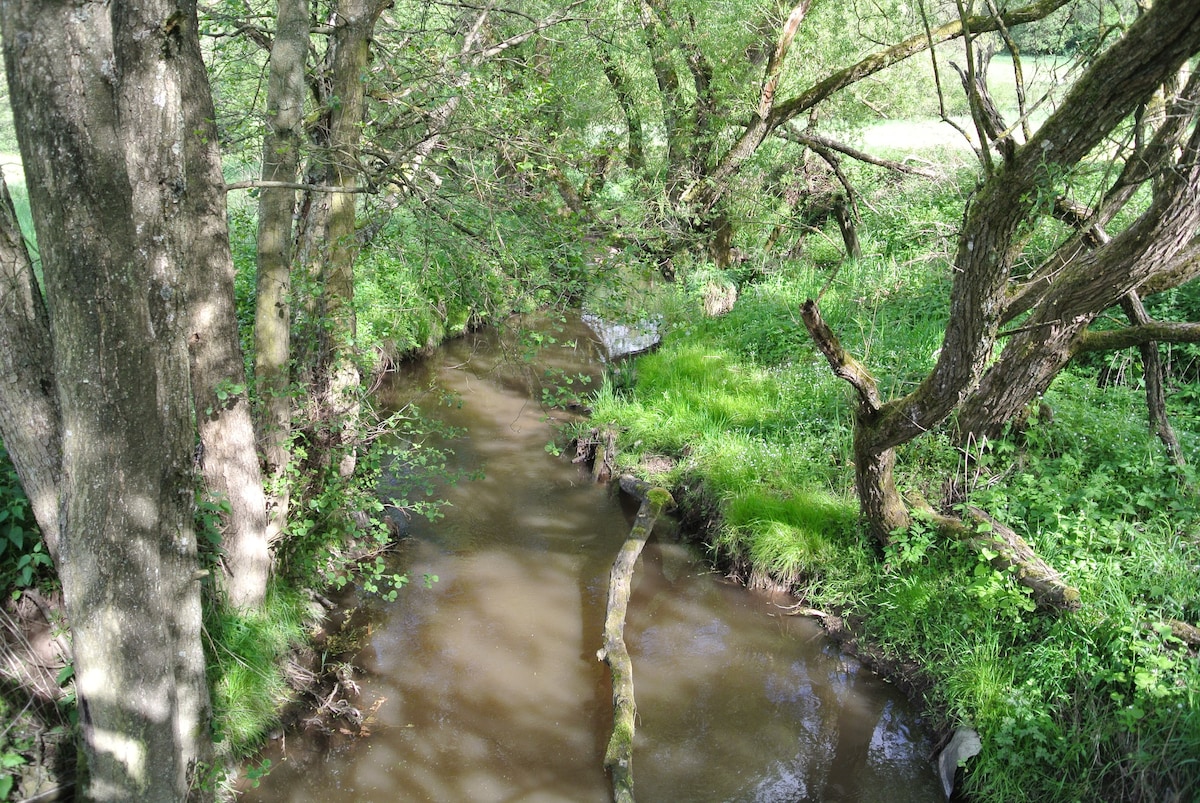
[596,486,674,802]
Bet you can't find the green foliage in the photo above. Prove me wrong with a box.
[1008,0,1138,56]
[0,444,52,595]
[0,711,28,803]
[1147,280,1200,386]
[593,156,1200,799]
[539,368,593,410]
[275,403,464,594]
[720,489,858,587]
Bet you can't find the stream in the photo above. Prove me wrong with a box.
[241,313,943,802]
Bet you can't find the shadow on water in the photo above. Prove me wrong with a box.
[241,313,943,802]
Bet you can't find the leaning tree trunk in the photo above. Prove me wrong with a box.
[1,1,215,798]
[803,1,1200,539]
[955,127,1200,443]
[175,2,272,609]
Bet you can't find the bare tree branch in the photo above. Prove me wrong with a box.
[1074,320,1200,353]
[226,179,372,193]
[777,125,940,177]
[758,1,813,120]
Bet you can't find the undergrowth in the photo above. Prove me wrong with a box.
[588,169,1200,801]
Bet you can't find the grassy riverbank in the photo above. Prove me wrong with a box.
[585,170,1200,801]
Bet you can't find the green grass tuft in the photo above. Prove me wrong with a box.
[205,588,308,755]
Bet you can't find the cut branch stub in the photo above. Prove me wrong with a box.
[597,487,674,803]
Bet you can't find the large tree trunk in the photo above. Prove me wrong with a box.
[115,0,270,610]
[255,0,311,546]
[1,1,215,798]
[803,1,1200,540]
[955,124,1200,442]
[306,0,388,479]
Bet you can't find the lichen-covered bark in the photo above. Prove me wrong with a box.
[299,0,389,479]
[179,4,273,609]
[1,1,215,797]
[801,300,909,543]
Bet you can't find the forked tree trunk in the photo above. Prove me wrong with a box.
[955,127,1200,443]
[801,301,910,544]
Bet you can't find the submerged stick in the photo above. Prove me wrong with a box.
[597,486,674,803]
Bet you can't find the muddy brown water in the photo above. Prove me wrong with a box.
[242,313,943,802]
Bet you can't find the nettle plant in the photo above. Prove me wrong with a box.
[0,445,52,595]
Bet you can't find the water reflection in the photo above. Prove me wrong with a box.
[241,314,941,802]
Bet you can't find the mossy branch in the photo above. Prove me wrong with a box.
[916,499,1081,611]
[597,487,674,802]
[801,299,883,414]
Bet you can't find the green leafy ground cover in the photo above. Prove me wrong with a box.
[586,171,1200,802]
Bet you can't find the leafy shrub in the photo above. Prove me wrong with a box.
[0,443,52,595]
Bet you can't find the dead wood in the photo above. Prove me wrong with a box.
[574,426,618,482]
[1168,618,1200,648]
[596,487,674,802]
[921,503,1081,611]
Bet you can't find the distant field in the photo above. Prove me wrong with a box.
[855,52,1071,157]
